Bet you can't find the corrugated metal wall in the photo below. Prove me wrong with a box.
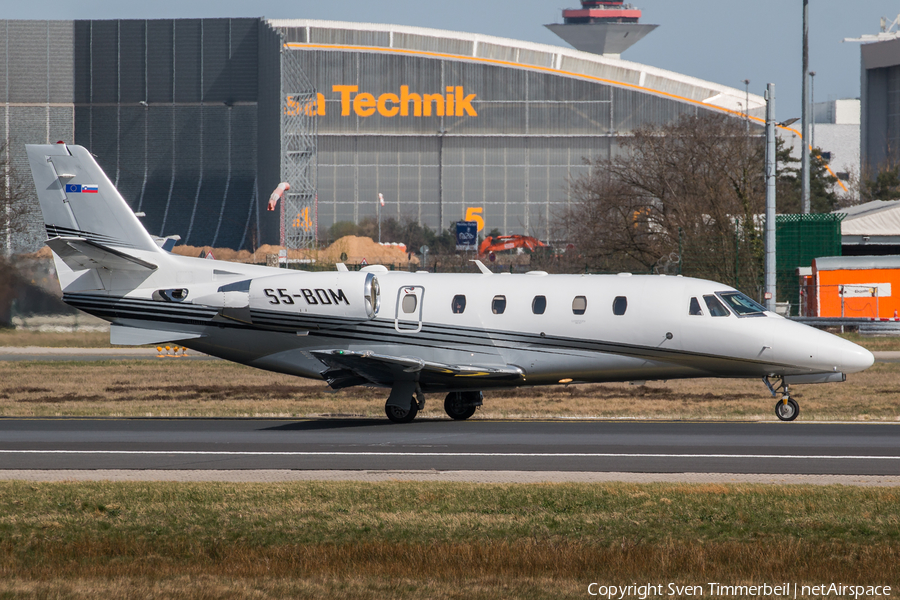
[291,45,701,239]
[73,18,260,250]
[4,18,729,251]
[0,20,75,253]
[256,21,285,249]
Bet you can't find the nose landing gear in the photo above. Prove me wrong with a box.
[763,377,800,422]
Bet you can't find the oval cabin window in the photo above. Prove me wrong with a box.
[532,296,547,315]
[451,295,466,314]
[572,296,587,315]
[492,295,507,314]
[402,293,418,314]
[613,296,627,316]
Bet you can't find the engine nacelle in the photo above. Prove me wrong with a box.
[249,271,380,321]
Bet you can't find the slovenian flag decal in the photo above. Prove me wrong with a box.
[65,184,98,194]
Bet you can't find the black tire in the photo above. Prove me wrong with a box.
[774,397,800,422]
[385,400,418,424]
[444,392,478,421]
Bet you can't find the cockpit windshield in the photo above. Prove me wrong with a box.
[717,291,767,316]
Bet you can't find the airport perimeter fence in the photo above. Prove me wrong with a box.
[776,214,844,316]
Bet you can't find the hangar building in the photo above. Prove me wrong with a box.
[861,33,900,174]
[1,18,764,253]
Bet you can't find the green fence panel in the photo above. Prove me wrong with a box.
[775,213,843,315]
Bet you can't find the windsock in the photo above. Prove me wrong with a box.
[379,192,385,207]
[267,182,290,211]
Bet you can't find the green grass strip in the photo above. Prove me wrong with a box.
[0,480,897,598]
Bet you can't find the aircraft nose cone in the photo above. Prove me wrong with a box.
[842,345,875,374]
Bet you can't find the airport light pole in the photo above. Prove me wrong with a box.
[809,71,816,150]
[743,79,750,133]
[765,83,777,312]
[800,0,811,214]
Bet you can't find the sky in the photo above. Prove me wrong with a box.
[5,0,899,119]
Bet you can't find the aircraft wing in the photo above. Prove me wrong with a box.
[311,349,524,390]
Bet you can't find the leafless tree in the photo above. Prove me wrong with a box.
[0,143,31,325]
[561,113,766,291]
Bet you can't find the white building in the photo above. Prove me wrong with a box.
[780,98,859,198]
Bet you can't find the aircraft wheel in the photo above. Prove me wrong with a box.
[774,397,799,422]
[444,392,478,421]
[385,399,419,424]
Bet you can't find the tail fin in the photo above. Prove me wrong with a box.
[25,143,161,253]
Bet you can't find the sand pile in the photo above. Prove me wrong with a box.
[312,236,413,265]
[30,235,415,267]
[254,236,414,266]
[171,245,256,262]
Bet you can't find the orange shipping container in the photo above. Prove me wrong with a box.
[812,256,900,318]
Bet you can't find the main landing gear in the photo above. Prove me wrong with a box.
[763,377,799,422]
[443,391,483,421]
[384,381,425,424]
[383,385,484,423]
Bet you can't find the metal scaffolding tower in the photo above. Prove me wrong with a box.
[280,46,318,250]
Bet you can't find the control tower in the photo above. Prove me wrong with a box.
[545,1,658,58]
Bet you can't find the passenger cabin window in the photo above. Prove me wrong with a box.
[703,294,730,317]
[718,291,767,317]
[492,295,507,314]
[451,295,466,314]
[612,296,627,316]
[532,296,547,315]
[401,294,418,314]
[572,296,587,315]
[689,297,703,316]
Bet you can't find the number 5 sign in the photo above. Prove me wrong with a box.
[465,207,484,232]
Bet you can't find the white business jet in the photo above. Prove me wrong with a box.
[26,143,874,423]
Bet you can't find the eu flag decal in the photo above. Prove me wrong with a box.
[64,184,98,194]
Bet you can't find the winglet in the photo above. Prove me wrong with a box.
[470,260,492,275]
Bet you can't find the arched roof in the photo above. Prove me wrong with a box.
[268,19,767,119]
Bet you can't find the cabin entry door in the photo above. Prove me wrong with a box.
[395,286,425,333]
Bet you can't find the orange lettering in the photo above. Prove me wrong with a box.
[332,85,358,116]
[422,93,444,117]
[316,92,325,116]
[353,92,376,117]
[400,85,422,117]
[329,84,477,118]
[446,86,454,117]
[377,93,399,117]
[456,86,477,117]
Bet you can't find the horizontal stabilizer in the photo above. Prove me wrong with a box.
[47,237,157,272]
[110,324,203,346]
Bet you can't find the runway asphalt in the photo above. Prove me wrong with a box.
[1,348,898,483]
[0,418,898,476]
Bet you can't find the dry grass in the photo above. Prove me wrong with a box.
[838,332,900,351]
[0,359,898,420]
[0,329,112,348]
[0,481,897,598]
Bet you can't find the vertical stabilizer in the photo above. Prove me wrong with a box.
[25,143,161,253]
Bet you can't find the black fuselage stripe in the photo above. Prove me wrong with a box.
[64,293,789,370]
